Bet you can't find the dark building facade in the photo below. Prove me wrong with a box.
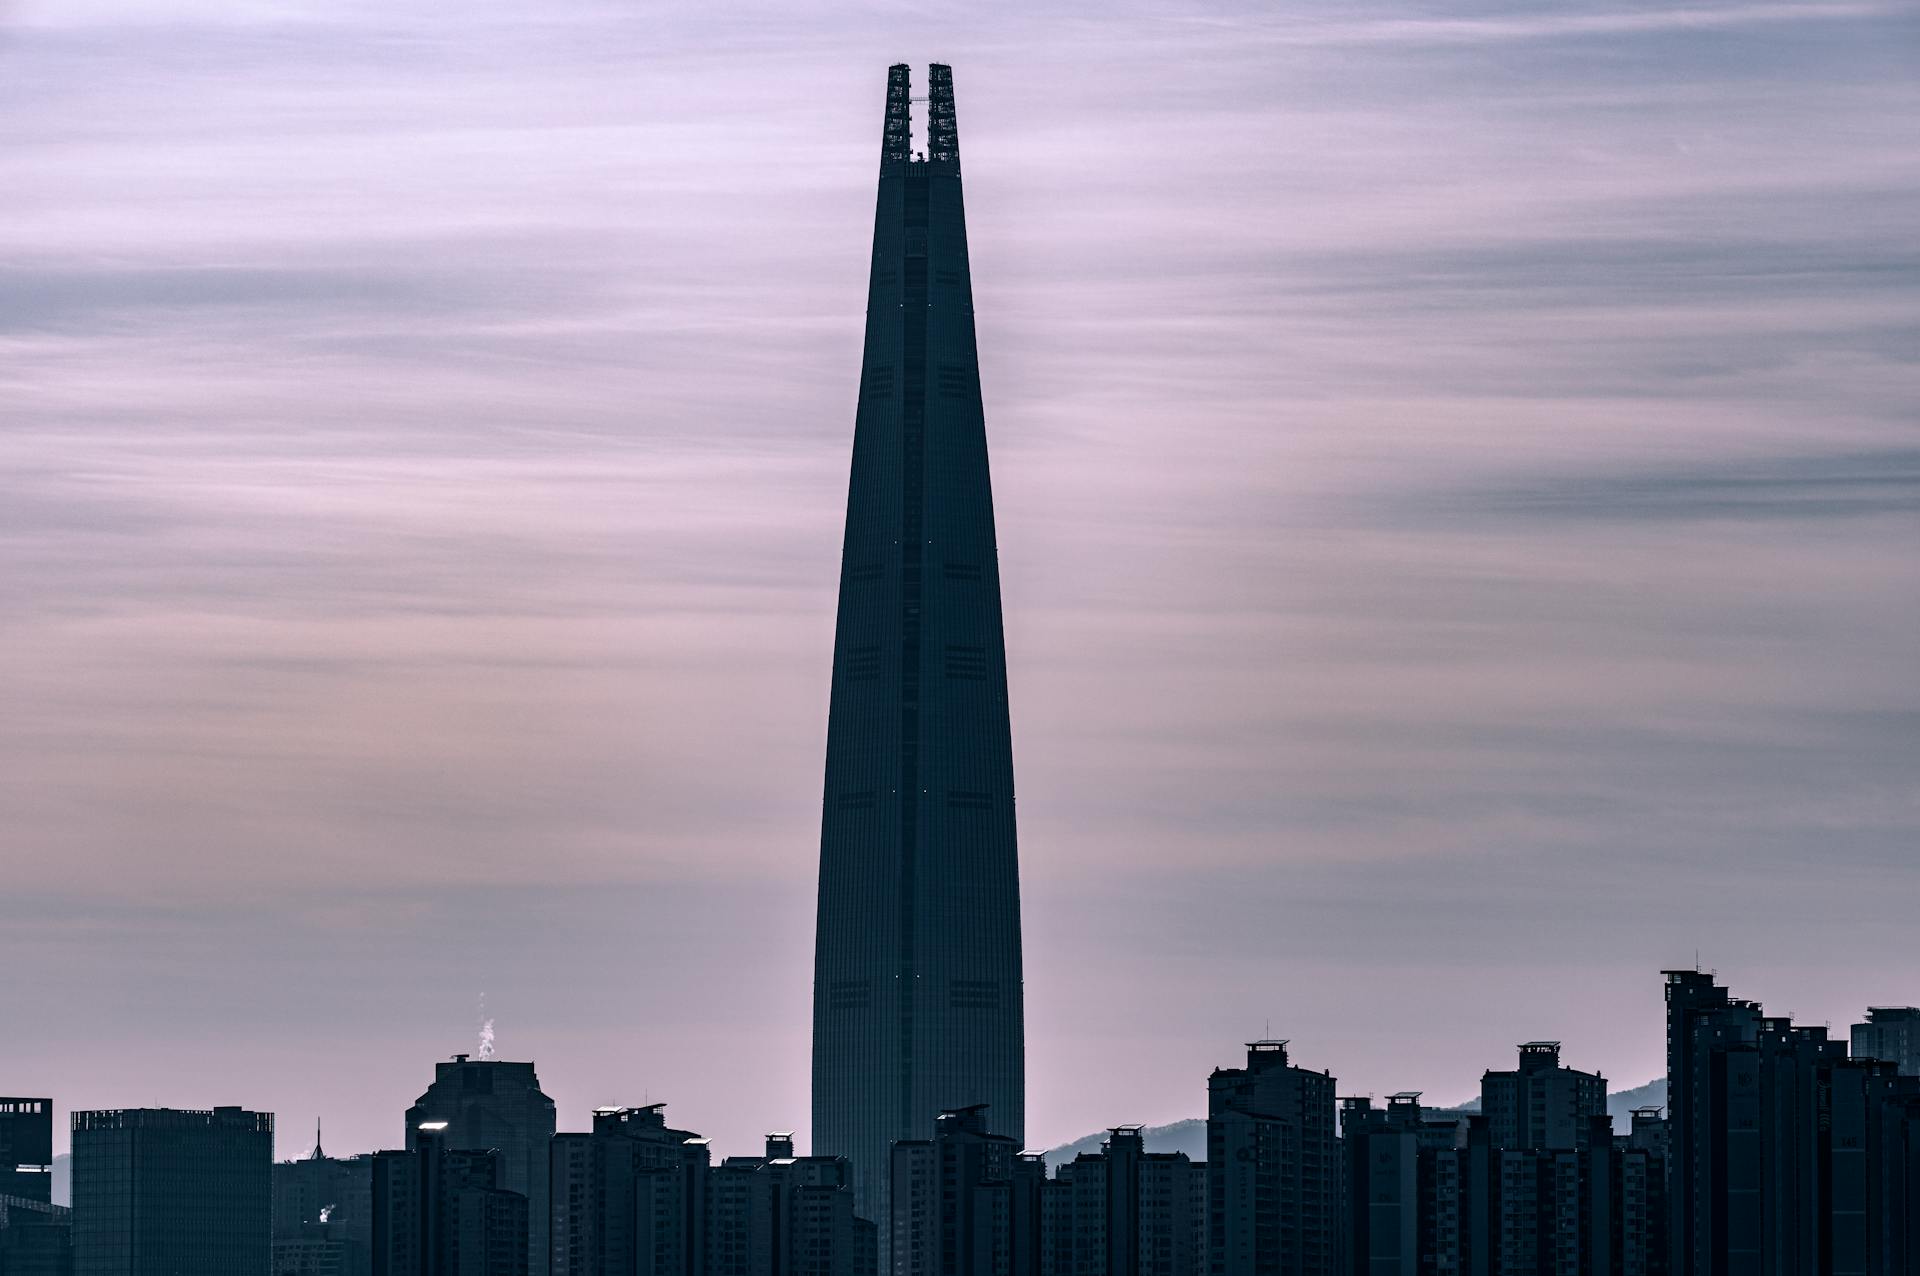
[1207,1041,1337,1276]
[0,1195,72,1276]
[1662,969,1920,1276]
[1478,1043,1606,1154]
[1337,1094,1468,1275]
[890,1105,1023,1276]
[1045,1126,1206,1276]
[811,61,1026,1245]
[373,1124,528,1276]
[1338,1098,1663,1276]
[706,1135,875,1276]
[547,1108,871,1276]
[406,1056,553,1276]
[70,1106,273,1276]
[1870,1078,1920,1271]
[0,1101,53,1208]
[550,1104,709,1276]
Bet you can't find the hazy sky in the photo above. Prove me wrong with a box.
[3,0,1916,1162]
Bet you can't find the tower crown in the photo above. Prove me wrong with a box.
[881,63,960,173]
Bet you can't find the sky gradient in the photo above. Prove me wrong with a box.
[3,0,1917,1161]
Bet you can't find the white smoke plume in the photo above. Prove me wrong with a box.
[478,992,495,1060]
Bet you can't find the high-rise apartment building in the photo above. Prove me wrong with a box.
[1046,1127,1205,1276]
[1852,1006,1920,1076]
[550,1104,709,1276]
[372,1124,528,1276]
[706,1135,874,1276]
[811,62,1026,1246]
[70,1106,273,1276]
[1338,1088,1663,1276]
[1206,1041,1336,1276]
[406,1055,553,1276]
[890,1105,1022,1276]
[1479,1042,1607,1153]
[1337,1093,1466,1274]
[1662,969,1920,1275]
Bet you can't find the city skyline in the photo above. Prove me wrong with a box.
[19,971,1919,1272]
[5,0,1918,1171]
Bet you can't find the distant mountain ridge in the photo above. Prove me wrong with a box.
[1041,1119,1206,1170]
[1039,1079,1666,1169]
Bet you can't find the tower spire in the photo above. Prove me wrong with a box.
[309,1117,323,1161]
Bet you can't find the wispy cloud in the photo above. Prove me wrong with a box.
[1243,2,1903,48]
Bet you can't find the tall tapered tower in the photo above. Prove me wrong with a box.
[811,62,1025,1240]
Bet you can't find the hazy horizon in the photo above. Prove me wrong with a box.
[4,0,1916,1161]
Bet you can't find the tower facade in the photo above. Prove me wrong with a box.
[812,62,1026,1239]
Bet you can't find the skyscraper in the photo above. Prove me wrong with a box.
[811,62,1026,1240]
[70,1106,273,1276]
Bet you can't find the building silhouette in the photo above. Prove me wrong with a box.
[1045,1126,1206,1276]
[811,61,1026,1246]
[69,1106,273,1276]
[550,1104,709,1276]
[0,1100,66,1276]
[1206,1041,1337,1276]
[889,1105,1027,1276]
[0,1100,53,1208]
[406,1056,553,1276]
[706,1134,875,1276]
[1478,1042,1606,1153]
[1337,1093,1466,1274]
[372,1123,527,1276]
[271,1126,373,1276]
[548,1105,872,1276]
[0,1193,71,1276]
[1337,1081,1665,1276]
[1853,1006,1920,1076]
[1662,969,1920,1275]
[1871,1079,1920,1269]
